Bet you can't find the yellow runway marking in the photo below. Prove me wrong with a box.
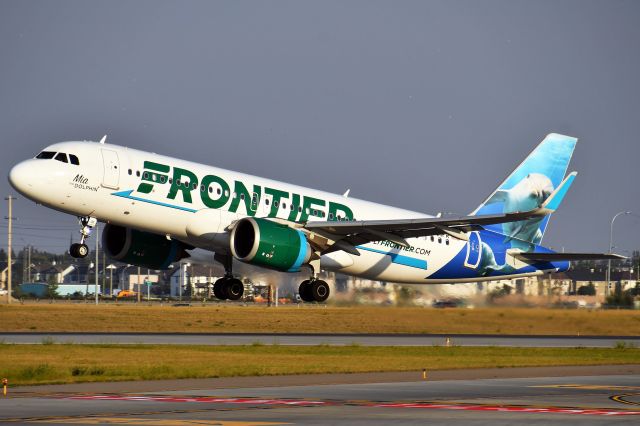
[611,393,640,406]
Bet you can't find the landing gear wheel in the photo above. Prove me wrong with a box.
[310,280,330,302]
[225,278,244,301]
[298,280,313,302]
[213,278,229,300]
[70,243,89,259]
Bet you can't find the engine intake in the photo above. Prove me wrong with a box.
[230,217,311,272]
[102,224,188,270]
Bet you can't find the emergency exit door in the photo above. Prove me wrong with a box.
[101,149,120,189]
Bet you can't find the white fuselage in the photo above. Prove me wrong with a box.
[9,141,546,284]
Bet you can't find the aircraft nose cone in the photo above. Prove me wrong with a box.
[8,161,32,195]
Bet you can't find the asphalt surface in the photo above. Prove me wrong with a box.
[2,367,639,425]
[2,332,639,347]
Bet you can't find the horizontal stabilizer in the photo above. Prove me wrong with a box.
[540,171,577,212]
[514,252,627,262]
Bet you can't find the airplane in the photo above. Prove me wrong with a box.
[8,133,622,302]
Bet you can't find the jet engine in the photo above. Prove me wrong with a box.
[102,224,189,270]
[230,217,311,272]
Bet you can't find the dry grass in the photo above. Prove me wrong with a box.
[0,344,637,386]
[1,304,639,335]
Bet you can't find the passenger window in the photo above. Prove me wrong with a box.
[128,169,132,175]
[69,154,80,165]
[36,151,56,159]
[54,153,68,163]
[329,213,334,220]
[136,171,140,177]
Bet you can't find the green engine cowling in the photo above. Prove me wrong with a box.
[230,217,311,272]
[102,224,189,270]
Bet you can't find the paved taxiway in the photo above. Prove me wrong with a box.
[2,332,639,347]
[2,367,639,425]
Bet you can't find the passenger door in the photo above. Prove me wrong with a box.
[101,149,120,189]
[464,231,482,269]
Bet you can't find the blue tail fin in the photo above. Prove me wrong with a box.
[471,133,577,247]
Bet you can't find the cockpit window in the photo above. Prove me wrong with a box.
[54,153,68,163]
[69,154,80,165]
[36,151,56,159]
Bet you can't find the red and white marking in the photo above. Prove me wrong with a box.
[66,395,640,416]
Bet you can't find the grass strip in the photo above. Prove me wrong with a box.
[1,305,640,335]
[0,344,638,386]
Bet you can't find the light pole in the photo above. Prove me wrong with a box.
[607,211,631,297]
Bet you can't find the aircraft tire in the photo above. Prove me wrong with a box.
[298,280,313,302]
[70,243,89,259]
[311,280,330,302]
[226,278,244,301]
[213,278,229,300]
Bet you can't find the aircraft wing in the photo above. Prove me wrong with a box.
[303,169,576,255]
[513,252,627,262]
[303,208,550,255]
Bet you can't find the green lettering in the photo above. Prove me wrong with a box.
[229,181,261,216]
[200,174,230,209]
[264,187,289,218]
[299,196,325,222]
[328,201,354,221]
[167,167,198,203]
[288,193,300,222]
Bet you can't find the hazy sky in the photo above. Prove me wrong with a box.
[0,0,639,255]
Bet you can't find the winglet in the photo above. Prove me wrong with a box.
[99,135,107,144]
[541,171,577,212]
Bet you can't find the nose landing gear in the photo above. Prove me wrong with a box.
[69,216,97,259]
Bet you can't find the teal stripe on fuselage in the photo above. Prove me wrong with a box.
[112,190,198,213]
[357,246,427,270]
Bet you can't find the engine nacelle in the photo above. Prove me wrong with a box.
[230,217,311,272]
[102,224,188,270]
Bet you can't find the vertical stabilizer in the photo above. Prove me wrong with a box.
[471,133,577,248]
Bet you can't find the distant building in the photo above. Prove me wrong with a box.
[169,263,224,297]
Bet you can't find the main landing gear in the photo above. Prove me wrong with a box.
[298,279,330,303]
[213,254,244,301]
[298,259,330,303]
[70,216,96,259]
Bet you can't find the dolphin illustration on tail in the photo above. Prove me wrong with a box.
[471,133,578,250]
[470,133,578,275]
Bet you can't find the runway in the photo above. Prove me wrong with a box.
[1,332,639,347]
[2,367,640,425]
